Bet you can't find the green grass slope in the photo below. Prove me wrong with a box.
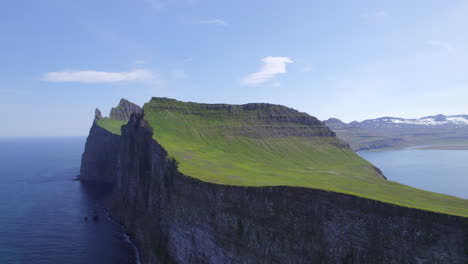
[96,118,126,135]
[99,97,468,217]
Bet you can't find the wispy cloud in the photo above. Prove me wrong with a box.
[171,69,189,79]
[241,56,293,86]
[427,40,454,53]
[375,11,387,18]
[302,66,313,73]
[196,19,227,26]
[43,69,157,83]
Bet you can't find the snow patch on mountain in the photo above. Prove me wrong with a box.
[387,116,468,126]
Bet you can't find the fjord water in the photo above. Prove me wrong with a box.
[360,150,468,199]
[0,137,137,264]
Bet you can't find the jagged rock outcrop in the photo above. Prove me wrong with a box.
[95,108,103,120]
[80,111,468,264]
[110,99,142,121]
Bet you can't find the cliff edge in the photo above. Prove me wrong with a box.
[80,101,467,263]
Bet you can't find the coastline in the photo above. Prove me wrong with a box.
[104,210,142,264]
[80,181,142,264]
[406,144,468,150]
[356,144,468,152]
[79,113,468,263]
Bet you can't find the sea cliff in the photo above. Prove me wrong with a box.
[81,112,467,264]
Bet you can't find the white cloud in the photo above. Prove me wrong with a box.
[302,66,313,73]
[43,69,157,83]
[375,11,387,17]
[171,69,189,79]
[241,56,293,86]
[427,40,454,53]
[134,60,145,65]
[197,19,227,26]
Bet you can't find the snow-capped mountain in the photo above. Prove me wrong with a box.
[355,115,468,129]
[324,114,468,151]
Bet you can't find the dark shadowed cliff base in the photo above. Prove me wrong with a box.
[80,113,468,264]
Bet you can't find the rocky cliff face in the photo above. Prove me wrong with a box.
[79,121,120,184]
[110,99,143,121]
[81,113,467,264]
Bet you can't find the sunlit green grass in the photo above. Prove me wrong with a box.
[96,118,126,135]
[98,98,468,217]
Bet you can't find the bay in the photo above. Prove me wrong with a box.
[360,149,468,199]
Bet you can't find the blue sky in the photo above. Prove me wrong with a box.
[1,0,468,136]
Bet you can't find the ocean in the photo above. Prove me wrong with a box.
[0,137,138,264]
[360,149,468,199]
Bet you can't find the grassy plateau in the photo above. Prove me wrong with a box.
[98,97,468,217]
[96,118,126,135]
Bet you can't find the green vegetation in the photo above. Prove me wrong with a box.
[96,118,126,135]
[98,98,468,217]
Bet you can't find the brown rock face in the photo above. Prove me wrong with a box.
[80,113,468,264]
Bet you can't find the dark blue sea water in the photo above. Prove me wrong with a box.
[0,137,138,264]
[360,149,468,199]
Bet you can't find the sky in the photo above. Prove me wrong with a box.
[1,0,468,136]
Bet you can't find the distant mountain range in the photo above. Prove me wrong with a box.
[325,115,468,151]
